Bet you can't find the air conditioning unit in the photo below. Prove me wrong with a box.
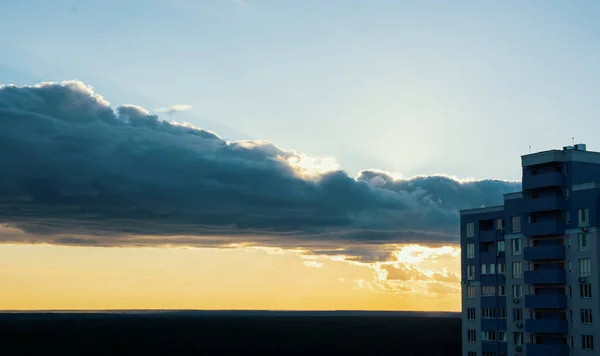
[513,298,520,303]
[515,346,523,352]
[517,323,523,329]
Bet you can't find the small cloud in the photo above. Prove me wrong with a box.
[303,261,324,268]
[155,104,192,115]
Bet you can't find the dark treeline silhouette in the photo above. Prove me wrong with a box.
[0,312,461,355]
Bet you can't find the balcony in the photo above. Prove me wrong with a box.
[481,252,498,264]
[522,172,563,190]
[525,343,568,356]
[522,220,565,237]
[525,294,567,309]
[523,197,564,213]
[481,318,507,331]
[481,274,506,286]
[524,245,566,261]
[524,270,566,284]
[526,319,568,334]
[479,230,495,242]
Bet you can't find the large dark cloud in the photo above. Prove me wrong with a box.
[0,81,519,258]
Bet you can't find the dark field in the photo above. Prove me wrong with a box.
[0,311,461,355]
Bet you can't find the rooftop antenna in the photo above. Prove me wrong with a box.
[572,137,575,145]
[529,145,531,154]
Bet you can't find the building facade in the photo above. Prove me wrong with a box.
[461,144,598,356]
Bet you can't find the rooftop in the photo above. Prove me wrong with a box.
[521,143,600,167]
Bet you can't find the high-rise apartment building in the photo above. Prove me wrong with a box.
[461,143,598,356]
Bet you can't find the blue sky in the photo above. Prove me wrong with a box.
[2,0,600,181]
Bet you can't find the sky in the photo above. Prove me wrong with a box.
[1,0,599,310]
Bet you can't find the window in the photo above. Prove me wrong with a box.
[497,240,505,252]
[579,258,591,277]
[579,233,589,251]
[578,208,589,227]
[565,163,569,175]
[467,286,476,299]
[513,285,523,298]
[467,307,476,320]
[482,331,496,341]
[514,332,523,346]
[466,222,475,237]
[566,211,571,224]
[580,283,592,298]
[569,286,572,297]
[511,216,521,233]
[467,329,476,343]
[512,238,522,255]
[497,263,505,274]
[581,309,593,324]
[482,286,496,296]
[582,335,594,350]
[512,262,522,279]
[496,218,505,230]
[466,243,475,259]
[481,263,495,275]
[467,265,475,280]
[481,308,497,318]
[499,308,507,319]
[513,308,522,322]
[498,331,506,341]
[498,285,506,296]
[468,352,476,356]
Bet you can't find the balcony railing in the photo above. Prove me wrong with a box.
[524,245,566,261]
[522,172,563,190]
[523,197,564,213]
[479,230,495,242]
[525,294,567,309]
[522,220,565,237]
[524,269,566,284]
[525,319,568,334]
[525,343,568,356]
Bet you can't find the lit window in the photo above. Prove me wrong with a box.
[466,222,475,237]
[579,258,591,277]
[511,216,521,233]
[513,285,523,298]
[512,262,522,279]
[497,240,505,252]
[496,218,505,230]
[466,243,475,259]
[512,239,522,255]
[482,286,496,296]
[467,286,476,299]
[467,265,475,280]
[497,264,505,274]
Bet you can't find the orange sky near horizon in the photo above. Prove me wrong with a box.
[0,243,461,311]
